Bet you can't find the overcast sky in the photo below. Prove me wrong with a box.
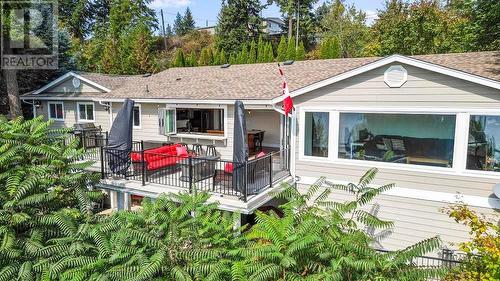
[150,0,384,30]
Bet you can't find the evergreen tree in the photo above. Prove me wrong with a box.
[320,37,341,59]
[257,35,265,63]
[165,24,173,37]
[277,35,287,62]
[213,49,220,65]
[199,47,212,66]
[215,0,264,54]
[248,40,257,64]
[173,12,184,35]
[182,7,196,35]
[173,49,186,67]
[265,42,275,62]
[239,44,248,64]
[286,36,296,60]
[220,49,227,64]
[187,51,197,67]
[229,53,237,64]
[296,40,306,60]
[130,22,156,73]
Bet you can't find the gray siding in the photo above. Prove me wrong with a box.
[293,63,500,250]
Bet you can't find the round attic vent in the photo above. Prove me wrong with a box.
[72,77,81,88]
[384,65,407,88]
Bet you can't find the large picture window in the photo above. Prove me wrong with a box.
[467,115,500,172]
[338,113,456,167]
[304,112,329,157]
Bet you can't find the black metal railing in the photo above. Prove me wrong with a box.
[100,145,291,201]
[377,248,464,269]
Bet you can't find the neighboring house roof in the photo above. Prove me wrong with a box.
[22,51,500,102]
[265,17,286,26]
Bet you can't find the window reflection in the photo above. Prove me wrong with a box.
[338,113,456,167]
[467,115,500,172]
[304,112,329,157]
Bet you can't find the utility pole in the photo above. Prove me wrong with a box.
[161,9,168,51]
[295,0,300,49]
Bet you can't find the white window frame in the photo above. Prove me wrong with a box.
[163,104,228,140]
[133,104,141,129]
[76,102,95,122]
[47,101,64,121]
[297,106,500,180]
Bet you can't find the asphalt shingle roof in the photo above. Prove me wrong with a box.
[24,51,500,101]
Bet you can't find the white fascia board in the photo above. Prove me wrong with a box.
[30,72,111,95]
[272,54,500,104]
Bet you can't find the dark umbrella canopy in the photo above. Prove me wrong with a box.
[106,99,135,174]
[233,100,248,193]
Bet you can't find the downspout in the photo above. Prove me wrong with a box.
[22,99,37,118]
[271,101,297,181]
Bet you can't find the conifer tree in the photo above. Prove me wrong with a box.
[187,51,197,67]
[182,7,196,35]
[229,53,237,64]
[296,40,306,60]
[277,35,287,62]
[265,42,275,62]
[199,47,213,66]
[165,24,173,37]
[173,49,186,67]
[215,0,264,54]
[286,36,296,60]
[173,12,184,35]
[220,49,227,64]
[239,44,248,64]
[248,40,257,64]
[257,35,265,63]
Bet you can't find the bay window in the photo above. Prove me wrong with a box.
[338,113,456,167]
[467,115,500,172]
[304,112,329,157]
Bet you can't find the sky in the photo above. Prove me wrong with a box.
[150,0,385,30]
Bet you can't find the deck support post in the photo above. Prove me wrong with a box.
[100,146,105,179]
[141,141,146,186]
[188,156,193,193]
[269,154,273,188]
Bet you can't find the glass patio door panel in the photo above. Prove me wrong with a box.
[158,108,176,135]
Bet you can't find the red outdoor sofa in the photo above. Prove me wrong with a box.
[131,143,190,172]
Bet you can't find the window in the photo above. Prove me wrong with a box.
[304,112,329,157]
[467,115,500,172]
[338,113,456,167]
[133,105,141,128]
[77,102,94,122]
[176,108,225,135]
[48,102,64,120]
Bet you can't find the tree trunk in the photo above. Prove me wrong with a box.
[288,16,293,40]
[3,69,22,118]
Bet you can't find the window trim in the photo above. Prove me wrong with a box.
[162,104,228,140]
[133,104,141,129]
[47,101,64,121]
[76,102,95,122]
[297,106,500,179]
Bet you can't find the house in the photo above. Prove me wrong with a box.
[263,17,286,35]
[21,51,500,254]
[196,25,216,35]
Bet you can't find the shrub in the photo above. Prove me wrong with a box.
[444,204,500,281]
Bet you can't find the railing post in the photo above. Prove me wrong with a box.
[141,148,146,186]
[100,146,105,179]
[243,162,248,202]
[188,156,193,193]
[269,154,273,188]
[105,131,109,145]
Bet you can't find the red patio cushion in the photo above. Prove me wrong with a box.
[147,157,178,170]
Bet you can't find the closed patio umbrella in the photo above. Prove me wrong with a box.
[233,100,248,194]
[106,98,135,174]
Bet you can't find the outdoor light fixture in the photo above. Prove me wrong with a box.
[494,183,500,199]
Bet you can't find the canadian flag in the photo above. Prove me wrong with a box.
[278,64,294,116]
